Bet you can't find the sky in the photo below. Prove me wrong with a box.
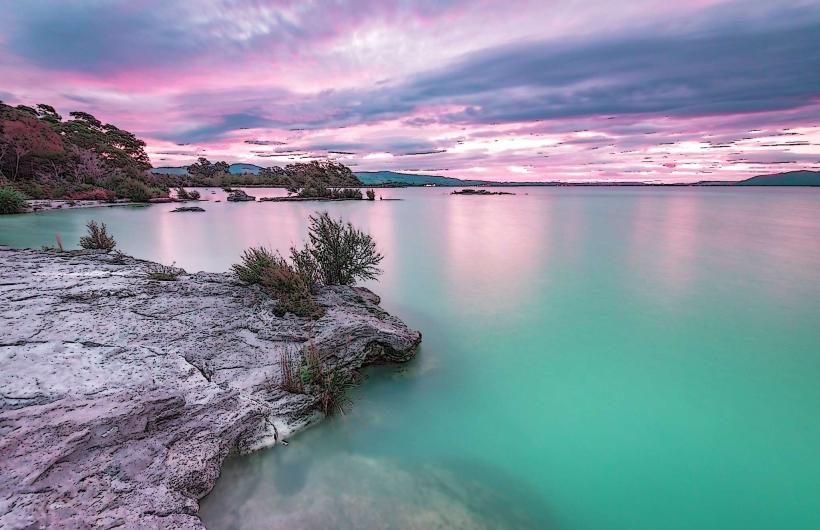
[1,0,819,182]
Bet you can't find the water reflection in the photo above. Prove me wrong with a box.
[444,194,549,315]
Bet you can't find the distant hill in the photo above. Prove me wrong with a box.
[153,163,264,176]
[152,166,190,175]
[228,163,263,175]
[735,170,820,186]
[354,171,489,186]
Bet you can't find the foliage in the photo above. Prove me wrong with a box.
[280,341,356,416]
[160,159,363,189]
[259,255,324,319]
[0,186,27,214]
[175,187,200,201]
[114,178,155,202]
[232,213,382,316]
[232,247,278,284]
[299,342,324,385]
[317,369,356,416]
[68,187,116,201]
[146,262,183,281]
[306,212,383,285]
[79,220,116,251]
[0,101,164,200]
[187,157,230,179]
[289,243,321,286]
[279,350,304,393]
[366,189,376,200]
[232,246,324,318]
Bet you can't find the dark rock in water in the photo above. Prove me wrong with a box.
[171,206,206,212]
[451,189,514,195]
[226,189,256,202]
[0,247,420,529]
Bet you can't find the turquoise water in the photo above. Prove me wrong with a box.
[2,188,819,530]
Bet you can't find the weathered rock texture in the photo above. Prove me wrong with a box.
[0,247,420,529]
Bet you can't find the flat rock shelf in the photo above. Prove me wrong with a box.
[0,247,421,529]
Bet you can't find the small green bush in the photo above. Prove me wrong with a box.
[259,255,324,319]
[234,247,323,318]
[282,341,356,415]
[232,247,278,284]
[299,342,323,385]
[366,189,376,200]
[289,243,321,286]
[116,178,153,202]
[79,220,116,251]
[232,213,382,317]
[317,369,355,416]
[307,212,383,285]
[0,187,27,214]
[279,350,304,393]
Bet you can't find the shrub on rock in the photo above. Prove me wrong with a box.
[306,211,383,285]
[79,220,116,251]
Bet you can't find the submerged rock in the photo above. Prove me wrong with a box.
[171,206,206,212]
[0,247,420,529]
[226,189,256,202]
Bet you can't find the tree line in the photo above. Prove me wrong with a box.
[170,158,363,191]
[0,101,167,200]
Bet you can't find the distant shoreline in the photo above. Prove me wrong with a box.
[178,183,820,188]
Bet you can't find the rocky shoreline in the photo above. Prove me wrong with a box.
[24,199,140,213]
[0,247,421,529]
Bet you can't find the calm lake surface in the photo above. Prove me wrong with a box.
[3,187,819,530]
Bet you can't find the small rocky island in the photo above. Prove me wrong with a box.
[226,189,256,202]
[451,189,514,195]
[0,246,420,529]
[260,186,376,202]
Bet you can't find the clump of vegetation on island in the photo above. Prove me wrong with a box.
[175,187,200,201]
[233,212,383,318]
[170,157,364,189]
[0,186,27,214]
[79,220,117,251]
[451,189,514,195]
[292,184,363,200]
[0,101,168,201]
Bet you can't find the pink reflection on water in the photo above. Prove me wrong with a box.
[443,191,548,314]
[628,191,701,301]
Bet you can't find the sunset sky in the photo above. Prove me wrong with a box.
[1,0,818,182]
